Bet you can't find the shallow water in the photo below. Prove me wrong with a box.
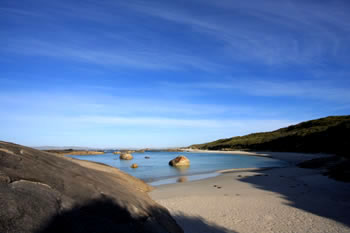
[67,151,286,185]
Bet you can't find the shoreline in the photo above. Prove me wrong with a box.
[150,151,350,233]
[67,149,332,186]
[182,148,269,156]
[148,167,282,186]
[182,148,332,164]
[148,150,326,187]
[147,150,302,186]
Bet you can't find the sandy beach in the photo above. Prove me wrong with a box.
[150,152,350,233]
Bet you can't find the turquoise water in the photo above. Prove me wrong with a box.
[67,151,286,185]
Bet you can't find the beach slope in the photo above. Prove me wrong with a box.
[151,152,350,233]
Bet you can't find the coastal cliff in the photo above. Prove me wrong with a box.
[0,141,183,233]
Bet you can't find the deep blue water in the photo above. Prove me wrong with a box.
[67,151,286,185]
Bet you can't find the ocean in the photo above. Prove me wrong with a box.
[67,151,287,185]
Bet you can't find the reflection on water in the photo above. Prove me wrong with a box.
[174,166,189,174]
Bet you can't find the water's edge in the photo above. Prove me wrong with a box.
[66,151,287,186]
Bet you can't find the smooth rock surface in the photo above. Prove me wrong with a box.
[120,153,133,160]
[0,141,183,233]
[169,156,190,167]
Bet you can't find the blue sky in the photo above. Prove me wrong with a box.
[1,0,350,148]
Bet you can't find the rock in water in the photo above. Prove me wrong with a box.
[169,156,190,167]
[176,177,188,183]
[0,141,183,233]
[131,163,138,168]
[145,156,150,159]
[120,153,133,160]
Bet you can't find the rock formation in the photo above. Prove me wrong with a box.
[131,163,138,168]
[0,141,183,233]
[169,156,190,167]
[120,153,133,160]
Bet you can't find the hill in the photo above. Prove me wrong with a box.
[190,115,350,156]
[0,141,183,233]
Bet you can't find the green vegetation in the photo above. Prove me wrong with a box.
[190,116,350,156]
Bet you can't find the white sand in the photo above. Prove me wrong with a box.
[150,152,350,233]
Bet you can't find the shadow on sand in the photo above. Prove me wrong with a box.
[173,214,236,233]
[37,197,236,233]
[238,166,350,228]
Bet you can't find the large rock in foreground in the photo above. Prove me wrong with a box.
[169,156,190,167]
[0,141,183,233]
[120,153,133,160]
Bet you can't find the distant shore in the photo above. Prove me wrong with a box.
[181,148,331,164]
[45,149,105,155]
[182,148,267,155]
[151,151,350,233]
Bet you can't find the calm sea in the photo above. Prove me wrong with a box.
[67,151,286,185]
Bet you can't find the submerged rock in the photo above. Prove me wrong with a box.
[176,177,188,183]
[131,163,138,168]
[0,141,183,233]
[169,156,190,167]
[145,156,150,159]
[120,153,133,160]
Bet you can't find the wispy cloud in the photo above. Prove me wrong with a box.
[1,0,349,147]
[2,1,221,71]
[125,0,350,65]
[3,0,350,68]
[161,79,350,104]
[0,89,298,147]
[1,113,297,147]
[4,113,295,134]
[0,88,299,130]
[4,39,218,71]
[0,7,45,18]
[65,115,296,131]
[0,90,265,118]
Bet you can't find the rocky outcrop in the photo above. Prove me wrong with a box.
[44,149,105,155]
[131,163,139,168]
[113,151,121,154]
[169,156,190,167]
[120,153,133,160]
[122,150,136,154]
[0,141,183,233]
